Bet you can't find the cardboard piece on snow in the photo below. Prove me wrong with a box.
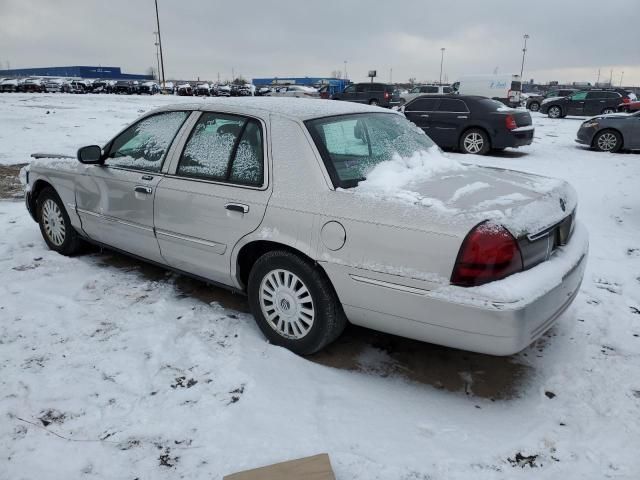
[223,453,336,480]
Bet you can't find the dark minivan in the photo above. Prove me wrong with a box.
[540,89,630,118]
[403,95,534,155]
[333,82,400,108]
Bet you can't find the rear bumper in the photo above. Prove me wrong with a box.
[493,127,534,148]
[322,222,588,356]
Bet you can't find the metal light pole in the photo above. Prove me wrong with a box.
[620,71,624,87]
[439,48,445,85]
[344,60,348,80]
[519,34,529,79]
[154,0,166,91]
[153,31,161,82]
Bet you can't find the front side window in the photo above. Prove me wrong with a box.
[437,99,468,112]
[570,92,588,101]
[443,86,453,93]
[421,86,439,93]
[306,113,435,188]
[106,111,189,172]
[177,113,264,186]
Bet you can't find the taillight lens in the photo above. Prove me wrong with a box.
[505,114,518,130]
[622,97,631,104]
[451,222,523,287]
[384,91,390,99]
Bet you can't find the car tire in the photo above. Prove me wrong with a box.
[548,105,562,118]
[460,128,491,155]
[601,107,615,115]
[36,187,84,256]
[529,102,540,112]
[369,99,379,106]
[593,129,622,153]
[247,250,347,355]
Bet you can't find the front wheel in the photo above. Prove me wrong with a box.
[36,187,84,255]
[593,129,622,153]
[547,105,562,118]
[460,129,490,155]
[247,250,347,355]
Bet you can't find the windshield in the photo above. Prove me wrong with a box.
[306,113,436,188]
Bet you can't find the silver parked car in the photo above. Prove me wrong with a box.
[25,98,588,356]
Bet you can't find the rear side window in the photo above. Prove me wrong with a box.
[406,98,439,111]
[603,92,621,99]
[177,113,264,186]
[106,111,189,172]
[421,86,439,93]
[356,84,367,93]
[436,99,468,112]
[443,87,453,93]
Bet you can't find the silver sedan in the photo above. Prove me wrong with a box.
[25,98,588,355]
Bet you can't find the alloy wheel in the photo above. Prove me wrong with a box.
[602,108,615,115]
[597,132,618,151]
[463,132,484,154]
[529,102,540,112]
[41,199,66,246]
[548,106,561,118]
[259,269,315,339]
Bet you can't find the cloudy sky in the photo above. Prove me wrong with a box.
[1,0,639,86]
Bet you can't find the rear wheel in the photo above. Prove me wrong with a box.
[593,129,622,153]
[247,250,347,355]
[369,99,379,106]
[460,129,490,155]
[528,101,540,112]
[602,107,615,115]
[548,105,562,118]
[36,187,84,255]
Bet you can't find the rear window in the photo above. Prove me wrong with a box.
[306,113,435,188]
[443,86,453,93]
[421,86,439,93]
[510,81,522,91]
[436,99,468,112]
[478,98,510,110]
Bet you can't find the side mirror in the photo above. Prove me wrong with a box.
[77,145,103,164]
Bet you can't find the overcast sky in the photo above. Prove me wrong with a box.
[1,0,639,86]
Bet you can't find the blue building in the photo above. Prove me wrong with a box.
[252,77,350,96]
[0,65,153,80]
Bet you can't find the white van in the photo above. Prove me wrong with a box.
[453,74,522,107]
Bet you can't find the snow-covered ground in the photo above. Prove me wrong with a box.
[1,93,639,479]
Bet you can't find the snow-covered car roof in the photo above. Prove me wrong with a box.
[153,97,396,121]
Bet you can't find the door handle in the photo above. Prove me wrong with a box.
[134,185,153,194]
[457,115,468,119]
[141,175,154,181]
[225,203,249,214]
[420,114,430,118]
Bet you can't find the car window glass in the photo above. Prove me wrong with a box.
[604,92,620,99]
[443,87,453,93]
[343,85,355,94]
[229,120,264,185]
[570,92,588,101]
[106,111,189,172]
[437,99,468,112]
[356,84,367,93]
[406,98,438,111]
[177,113,245,180]
[421,86,439,93]
[546,91,558,97]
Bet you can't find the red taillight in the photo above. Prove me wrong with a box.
[451,222,523,287]
[622,97,631,104]
[384,91,390,99]
[505,114,518,130]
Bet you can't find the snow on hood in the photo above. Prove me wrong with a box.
[350,148,577,237]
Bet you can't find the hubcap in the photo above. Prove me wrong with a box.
[463,132,484,154]
[549,107,561,118]
[597,132,617,151]
[259,269,315,339]
[530,103,539,111]
[42,199,66,246]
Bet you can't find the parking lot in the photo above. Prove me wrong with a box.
[1,93,639,479]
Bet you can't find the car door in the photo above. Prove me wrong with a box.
[428,98,470,148]
[583,91,605,116]
[628,113,640,149]
[75,110,191,263]
[154,111,271,285]
[566,91,587,115]
[403,97,440,141]
[340,84,356,101]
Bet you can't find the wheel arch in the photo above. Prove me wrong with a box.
[28,179,57,220]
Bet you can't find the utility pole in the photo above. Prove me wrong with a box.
[620,71,624,87]
[389,68,392,83]
[520,34,529,79]
[609,69,613,86]
[596,68,600,86]
[153,31,161,82]
[154,0,166,91]
[439,48,445,85]
[344,60,348,80]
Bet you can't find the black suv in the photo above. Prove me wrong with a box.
[403,95,533,155]
[526,89,577,112]
[540,89,630,118]
[333,82,400,108]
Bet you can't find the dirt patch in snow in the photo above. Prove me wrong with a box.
[0,164,27,199]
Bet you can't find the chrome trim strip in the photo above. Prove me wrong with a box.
[76,208,153,232]
[156,229,226,252]
[349,274,428,296]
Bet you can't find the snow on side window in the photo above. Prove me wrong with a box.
[107,111,189,172]
[178,114,245,180]
[229,121,264,185]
